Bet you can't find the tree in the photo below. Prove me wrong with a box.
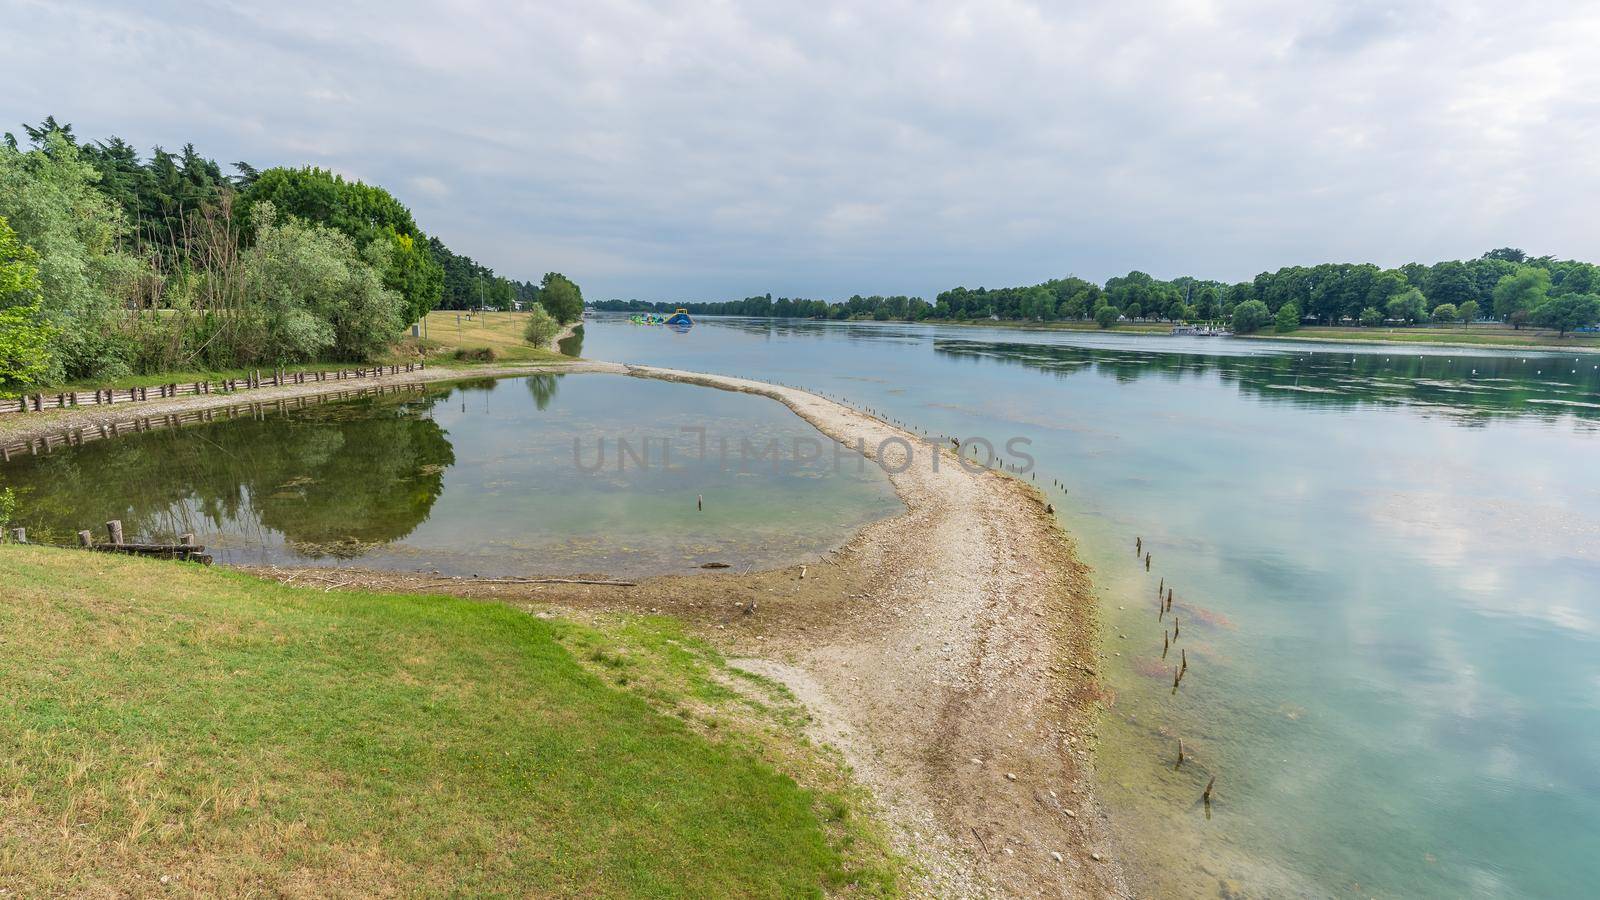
[1274,301,1301,333]
[538,272,583,324]
[1493,267,1550,328]
[1231,300,1271,333]
[238,202,404,363]
[522,305,560,347]
[1457,299,1479,325]
[1093,304,1120,328]
[1386,288,1427,325]
[1481,247,1527,263]
[1431,302,1458,325]
[1359,306,1384,327]
[0,214,54,390]
[1530,293,1600,337]
[244,167,442,322]
[0,128,143,382]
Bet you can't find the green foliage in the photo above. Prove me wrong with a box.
[1458,300,1479,324]
[1431,302,1458,324]
[0,215,54,390]
[1493,266,1550,328]
[244,167,443,323]
[522,305,561,346]
[1094,304,1120,328]
[1529,293,1600,337]
[1359,306,1384,327]
[1274,301,1301,333]
[0,487,14,532]
[1386,288,1428,325]
[538,272,584,324]
[1231,299,1271,333]
[238,203,405,363]
[0,129,142,383]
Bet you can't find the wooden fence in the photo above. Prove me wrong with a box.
[0,382,428,463]
[0,362,426,416]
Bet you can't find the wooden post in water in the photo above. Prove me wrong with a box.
[1162,632,1169,658]
[1144,552,1151,571]
[697,494,703,511]
[1203,776,1216,805]
[1176,739,1184,769]
[106,520,124,546]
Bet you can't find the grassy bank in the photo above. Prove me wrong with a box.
[1249,323,1600,352]
[0,545,897,896]
[407,310,577,365]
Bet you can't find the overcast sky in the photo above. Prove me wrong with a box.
[4,1,1598,301]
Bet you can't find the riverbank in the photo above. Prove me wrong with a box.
[678,312,1600,353]
[237,365,1128,897]
[0,361,1126,895]
[0,359,613,447]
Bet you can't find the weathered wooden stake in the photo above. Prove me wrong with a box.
[1145,552,1151,571]
[77,530,93,547]
[1203,775,1216,805]
[1166,588,1173,611]
[1173,617,1180,640]
[9,527,25,544]
[1181,647,1187,675]
[697,494,704,511]
[1162,632,1169,658]
[1136,536,1142,555]
[106,520,124,546]
[1176,738,1185,768]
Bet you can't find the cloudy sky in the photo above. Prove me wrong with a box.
[4,0,1598,301]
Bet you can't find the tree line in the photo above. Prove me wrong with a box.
[0,117,581,391]
[595,249,1600,336]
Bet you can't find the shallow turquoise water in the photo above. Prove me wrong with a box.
[581,315,1600,898]
[1,374,902,576]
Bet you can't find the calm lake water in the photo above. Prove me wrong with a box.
[0,374,901,576]
[581,315,1600,899]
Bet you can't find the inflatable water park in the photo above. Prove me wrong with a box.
[629,308,694,330]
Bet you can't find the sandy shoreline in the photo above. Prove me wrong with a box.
[5,359,1128,896]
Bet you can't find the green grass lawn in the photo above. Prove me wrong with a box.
[0,545,897,897]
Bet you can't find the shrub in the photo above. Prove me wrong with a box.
[454,347,498,362]
[1274,302,1301,333]
[1231,300,1271,333]
[1093,304,1120,328]
[1359,306,1384,327]
[523,306,561,346]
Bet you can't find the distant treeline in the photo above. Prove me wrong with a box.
[595,249,1600,336]
[0,116,581,391]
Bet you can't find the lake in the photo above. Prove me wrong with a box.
[580,315,1600,899]
[0,373,901,577]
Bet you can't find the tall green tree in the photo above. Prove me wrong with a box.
[1386,288,1428,325]
[538,272,584,324]
[1492,267,1550,329]
[244,167,442,323]
[1231,300,1270,333]
[0,214,54,390]
[0,128,143,382]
